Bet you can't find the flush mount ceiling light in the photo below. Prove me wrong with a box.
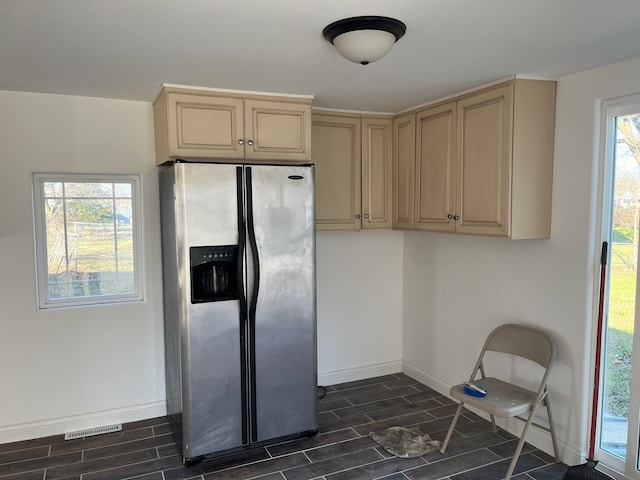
[322,16,406,65]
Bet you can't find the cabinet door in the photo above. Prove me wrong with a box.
[392,113,415,229]
[362,117,392,229]
[244,100,311,161]
[167,93,245,159]
[312,114,362,231]
[415,102,457,232]
[456,85,512,236]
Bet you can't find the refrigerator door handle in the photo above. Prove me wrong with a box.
[235,166,249,445]
[236,167,248,321]
[245,167,261,326]
[245,166,261,442]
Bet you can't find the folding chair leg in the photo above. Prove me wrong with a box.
[489,413,497,433]
[544,396,560,461]
[440,402,464,454]
[505,406,540,480]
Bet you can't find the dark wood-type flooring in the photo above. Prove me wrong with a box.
[0,373,569,479]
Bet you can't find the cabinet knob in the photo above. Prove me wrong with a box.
[447,214,453,219]
[364,214,369,219]
[247,140,254,146]
[355,214,361,219]
[238,139,245,145]
[453,215,459,221]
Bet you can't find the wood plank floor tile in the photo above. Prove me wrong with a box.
[303,436,379,463]
[201,452,309,480]
[0,447,49,466]
[281,449,383,480]
[265,429,359,458]
[324,456,426,480]
[0,451,80,478]
[450,452,546,479]
[45,449,159,480]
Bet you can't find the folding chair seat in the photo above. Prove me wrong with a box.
[440,323,559,480]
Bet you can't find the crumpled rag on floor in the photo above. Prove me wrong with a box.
[369,426,442,458]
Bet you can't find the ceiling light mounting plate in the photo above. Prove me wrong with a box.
[322,16,406,43]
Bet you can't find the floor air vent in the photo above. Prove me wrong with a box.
[64,423,122,440]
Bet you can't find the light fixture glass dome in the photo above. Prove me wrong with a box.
[323,16,407,65]
[332,29,396,65]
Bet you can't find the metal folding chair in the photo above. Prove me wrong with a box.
[440,323,560,480]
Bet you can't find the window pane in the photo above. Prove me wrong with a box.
[601,113,640,461]
[64,181,113,198]
[44,181,63,197]
[115,198,133,224]
[116,204,135,295]
[49,274,68,300]
[45,199,66,277]
[76,221,116,290]
[65,198,113,224]
[115,183,132,197]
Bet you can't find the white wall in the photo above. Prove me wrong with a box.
[316,231,404,385]
[0,91,166,442]
[0,90,405,443]
[402,55,640,465]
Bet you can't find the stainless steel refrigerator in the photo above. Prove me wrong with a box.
[159,161,318,463]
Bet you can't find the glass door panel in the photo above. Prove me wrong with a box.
[599,104,640,478]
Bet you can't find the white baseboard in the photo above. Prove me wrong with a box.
[561,444,587,470]
[402,360,451,397]
[318,361,403,386]
[0,401,166,445]
[402,360,578,465]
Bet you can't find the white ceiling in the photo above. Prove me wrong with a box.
[3,0,640,113]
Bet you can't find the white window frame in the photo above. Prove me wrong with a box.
[32,173,144,309]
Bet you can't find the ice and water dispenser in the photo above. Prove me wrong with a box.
[190,245,239,303]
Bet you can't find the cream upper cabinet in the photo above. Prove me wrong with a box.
[153,87,312,165]
[392,113,415,229]
[414,102,457,232]
[312,113,362,231]
[312,112,392,231]
[362,117,392,229]
[157,92,245,161]
[401,79,555,239]
[455,80,555,238]
[242,99,312,161]
[454,85,512,236]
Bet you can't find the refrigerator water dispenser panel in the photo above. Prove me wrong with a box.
[190,245,239,303]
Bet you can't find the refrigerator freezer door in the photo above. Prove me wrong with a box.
[247,165,318,442]
[159,167,182,441]
[175,163,247,458]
